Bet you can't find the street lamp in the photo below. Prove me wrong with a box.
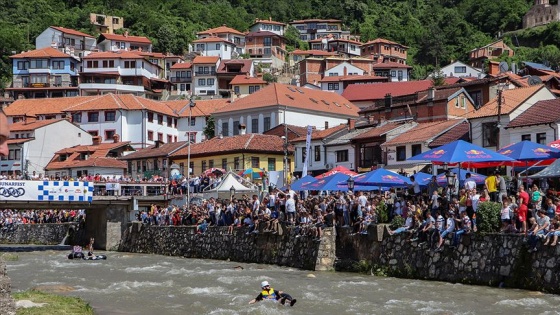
[186,96,196,204]
[446,171,456,187]
[347,176,355,193]
[229,185,236,198]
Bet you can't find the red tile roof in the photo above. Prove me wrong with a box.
[506,98,560,129]
[197,25,244,36]
[8,119,64,132]
[383,119,467,146]
[4,96,93,116]
[170,62,192,70]
[351,122,404,140]
[46,142,133,170]
[46,156,128,170]
[193,56,220,64]
[51,26,94,38]
[213,83,360,117]
[468,85,545,119]
[10,47,73,59]
[263,124,308,139]
[319,75,388,83]
[251,19,286,26]
[192,37,234,44]
[291,124,347,142]
[83,51,146,59]
[216,59,253,73]
[171,134,291,158]
[342,80,434,102]
[362,38,408,48]
[164,99,230,118]
[371,61,412,69]
[99,33,152,44]
[291,49,336,56]
[428,121,470,147]
[120,141,188,160]
[230,75,267,85]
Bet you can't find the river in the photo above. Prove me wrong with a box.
[5,251,559,315]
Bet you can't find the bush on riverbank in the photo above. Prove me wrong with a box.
[476,202,501,233]
[13,290,93,315]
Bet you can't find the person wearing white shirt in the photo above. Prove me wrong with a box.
[285,194,296,223]
[357,192,368,212]
[464,173,477,191]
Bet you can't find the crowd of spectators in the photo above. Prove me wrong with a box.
[0,209,85,230]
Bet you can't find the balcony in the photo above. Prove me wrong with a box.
[79,83,144,92]
[26,83,50,88]
[170,77,192,83]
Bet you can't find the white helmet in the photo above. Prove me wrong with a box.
[261,281,269,288]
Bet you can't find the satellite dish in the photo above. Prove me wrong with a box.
[499,61,509,73]
[528,76,543,86]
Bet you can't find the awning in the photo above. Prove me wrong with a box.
[383,163,430,175]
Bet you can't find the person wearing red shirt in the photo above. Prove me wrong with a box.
[518,185,530,235]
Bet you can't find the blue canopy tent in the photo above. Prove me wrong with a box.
[283,175,317,191]
[300,173,352,191]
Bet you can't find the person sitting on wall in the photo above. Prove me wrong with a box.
[249,281,297,306]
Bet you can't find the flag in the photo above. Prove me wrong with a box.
[302,125,312,177]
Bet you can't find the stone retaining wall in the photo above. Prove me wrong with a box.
[0,223,84,246]
[119,223,336,271]
[336,225,560,294]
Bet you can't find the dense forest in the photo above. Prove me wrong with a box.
[3,0,560,86]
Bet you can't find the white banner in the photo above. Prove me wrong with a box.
[105,183,121,191]
[0,181,93,202]
[302,125,313,177]
[268,171,282,188]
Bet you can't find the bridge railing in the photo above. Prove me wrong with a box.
[92,183,168,197]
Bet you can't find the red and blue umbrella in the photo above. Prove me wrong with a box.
[498,140,560,161]
[301,173,351,191]
[353,168,411,187]
[408,140,515,164]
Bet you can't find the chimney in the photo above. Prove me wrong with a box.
[347,118,355,130]
[154,140,163,148]
[343,66,347,76]
[324,121,329,129]
[112,134,120,143]
[428,87,435,101]
[239,123,247,135]
[384,93,392,112]
[488,61,500,76]
[92,136,102,145]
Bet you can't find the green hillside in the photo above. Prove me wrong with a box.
[1,0,555,87]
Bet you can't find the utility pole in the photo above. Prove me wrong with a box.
[496,89,503,150]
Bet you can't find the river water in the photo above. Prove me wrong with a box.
[5,251,560,315]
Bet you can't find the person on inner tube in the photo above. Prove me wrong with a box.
[248,281,297,306]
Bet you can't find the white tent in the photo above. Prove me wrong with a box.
[203,172,256,199]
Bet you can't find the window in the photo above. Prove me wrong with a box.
[252,118,258,133]
[190,117,196,126]
[396,146,406,161]
[86,60,99,68]
[209,159,214,168]
[233,121,240,135]
[88,112,99,122]
[454,66,467,73]
[72,113,82,123]
[124,61,136,68]
[215,44,221,50]
[222,158,227,170]
[54,76,62,86]
[52,61,64,70]
[397,70,403,81]
[264,117,271,131]
[470,90,482,107]
[268,158,276,171]
[30,59,47,69]
[158,115,163,125]
[105,130,115,141]
[249,86,260,94]
[105,111,116,121]
[234,157,240,170]
[8,149,20,160]
[391,70,396,77]
[147,112,154,122]
[327,83,339,90]
[251,157,260,168]
[314,145,321,161]
[411,144,422,157]
[157,132,163,142]
[17,61,29,70]
[482,122,498,147]
[233,86,240,95]
[336,150,349,162]
[537,132,547,145]
[102,60,115,68]
[263,37,272,46]
[202,160,207,171]
[222,122,229,136]
[167,117,173,127]
[147,130,154,141]
[167,135,173,143]
[521,134,531,141]
[206,78,214,85]
[198,79,206,86]
[88,130,98,136]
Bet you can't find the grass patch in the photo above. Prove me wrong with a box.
[13,290,94,315]
[0,253,19,261]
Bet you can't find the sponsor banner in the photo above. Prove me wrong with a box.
[302,125,313,177]
[0,181,93,202]
[105,183,121,191]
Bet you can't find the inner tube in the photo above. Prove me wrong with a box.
[68,252,84,260]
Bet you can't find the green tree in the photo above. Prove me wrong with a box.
[262,72,278,83]
[203,116,215,140]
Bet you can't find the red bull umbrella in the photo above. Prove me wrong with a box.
[352,168,411,187]
[497,140,560,161]
[407,140,515,164]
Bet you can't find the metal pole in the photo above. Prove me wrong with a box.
[284,106,288,186]
[187,97,195,204]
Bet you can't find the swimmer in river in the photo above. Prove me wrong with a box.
[248,281,297,306]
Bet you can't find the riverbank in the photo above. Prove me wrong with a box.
[13,290,93,315]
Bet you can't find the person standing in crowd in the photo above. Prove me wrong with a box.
[427,175,439,198]
[485,171,498,202]
[464,173,476,191]
[285,194,296,224]
[0,109,8,157]
[496,173,508,204]
[518,185,530,235]
[408,176,421,202]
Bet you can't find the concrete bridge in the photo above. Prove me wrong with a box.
[0,183,177,250]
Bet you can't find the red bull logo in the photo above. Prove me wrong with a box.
[382,175,403,182]
[533,148,550,155]
[501,149,513,155]
[424,149,446,159]
[465,149,491,159]
[465,149,484,155]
